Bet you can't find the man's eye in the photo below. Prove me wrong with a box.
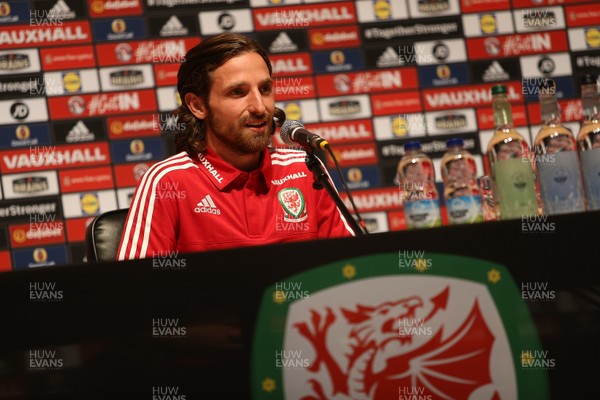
[261,85,272,94]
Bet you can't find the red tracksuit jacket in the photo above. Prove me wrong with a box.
[117,147,355,260]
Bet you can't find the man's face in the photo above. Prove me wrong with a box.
[204,52,275,155]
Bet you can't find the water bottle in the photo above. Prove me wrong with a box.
[441,138,484,224]
[397,141,442,229]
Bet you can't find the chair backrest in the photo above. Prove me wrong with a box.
[85,208,129,263]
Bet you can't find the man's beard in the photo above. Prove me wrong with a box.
[206,107,274,154]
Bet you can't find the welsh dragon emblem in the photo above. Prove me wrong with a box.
[293,286,500,400]
[278,188,307,222]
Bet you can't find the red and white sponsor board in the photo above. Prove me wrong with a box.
[107,113,162,139]
[326,142,378,168]
[371,91,422,115]
[309,25,360,50]
[527,99,583,124]
[0,142,111,174]
[253,2,357,31]
[0,21,92,49]
[65,217,95,242]
[512,0,590,6]
[304,119,374,144]
[113,162,150,187]
[88,0,143,18]
[477,104,528,130]
[565,5,600,27]
[273,76,316,101]
[422,81,523,111]
[0,251,12,271]
[47,89,158,120]
[460,0,510,13]
[316,68,419,97]
[153,63,180,86]
[95,38,200,67]
[59,166,114,193]
[40,45,97,71]
[340,187,403,213]
[387,210,406,231]
[270,53,313,77]
[10,222,65,248]
[467,31,569,59]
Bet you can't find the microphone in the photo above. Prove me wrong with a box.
[271,107,286,133]
[280,120,329,150]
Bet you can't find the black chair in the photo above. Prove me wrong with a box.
[85,208,129,263]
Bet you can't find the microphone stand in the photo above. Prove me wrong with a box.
[304,147,366,236]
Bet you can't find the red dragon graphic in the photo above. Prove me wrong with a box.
[293,286,499,400]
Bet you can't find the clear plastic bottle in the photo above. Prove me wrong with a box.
[479,175,498,221]
[397,141,442,229]
[486,84,539,220]
[576,73,600,211]
[534,78,586,214]
[441,138,483,224]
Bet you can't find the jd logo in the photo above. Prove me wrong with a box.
[218,13,235,30]
[433,43,449,61]
[11,102,29,120]
[538,57,555,74]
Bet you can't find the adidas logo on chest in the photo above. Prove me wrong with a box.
[194,195,221,215]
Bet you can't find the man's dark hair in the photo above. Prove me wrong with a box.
[173,33,273,156]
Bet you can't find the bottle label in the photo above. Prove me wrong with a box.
[494,158,538,219]
[400,159,436,192]
[536,132,577,154]
[490,138,530,164]
[443,155,482,224]
[581,148,600,210]
[404,199,442,229]
[578,127,600,151]
[447,195,484,224]
[443,157,477,187]
[537,151,586,214]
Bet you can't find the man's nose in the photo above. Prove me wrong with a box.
[247,88,266,115]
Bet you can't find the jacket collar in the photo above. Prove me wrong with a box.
[196,146,273,191]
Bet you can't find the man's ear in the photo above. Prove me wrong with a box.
[184,92,207,120]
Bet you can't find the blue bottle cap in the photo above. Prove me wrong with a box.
[446,138,464,148]
[404,141,421,151]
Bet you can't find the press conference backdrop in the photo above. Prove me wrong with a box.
[0,0,599,270]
